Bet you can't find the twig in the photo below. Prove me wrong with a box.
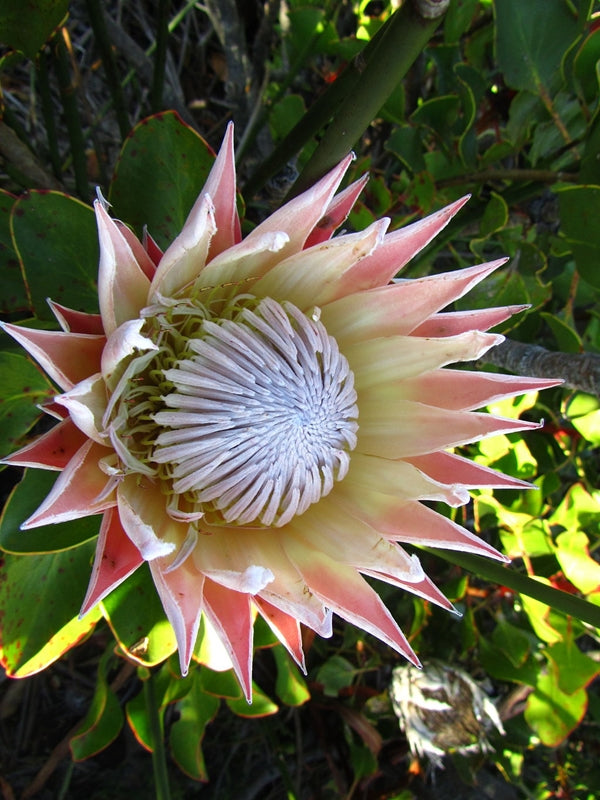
[483,338,600,397]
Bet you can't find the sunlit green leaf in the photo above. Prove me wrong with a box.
[525,669,588,747]
[272,644,310,707]
[102,564,176,667]
[0,544,101,676]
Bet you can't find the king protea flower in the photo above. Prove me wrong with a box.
[2,124,555,700]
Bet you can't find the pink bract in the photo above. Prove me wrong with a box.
[2,124,557,700]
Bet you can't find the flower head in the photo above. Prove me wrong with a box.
[2,124,555,700]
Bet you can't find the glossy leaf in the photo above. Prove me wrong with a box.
[109,111,215,248]
[11,191,99,319]
[0,543,101,676]
[0,468,101,554]
[101,565,177,667]
[0,189,28,314]
[70,649,124,761]
[0,351,54,459]
[171,669,219,781]
[0,0,68,58]
[494,0,579,94]
[272,644,310,707]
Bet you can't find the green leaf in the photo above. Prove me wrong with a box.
[0,543,101,676]
[0,189,28,315]
[525,669,588,747]
[0,0,68,59]
[491,621,533,668]
[70,649,124,761]
[557,186,600,289]
[546,636,600,695]
[494,0,579,94]
[170,670,219,781]
[272,644,310,707]
[540,311,582,353]
[385,126,426,173]
[479,192,508,237]
[101,564,176,667]
[555,530,600,596]
[316,654,356,697]
[109,111,215,249]
[199,667,242,700]
[11,191,99,320]
[0,468,101,553]
[269,94,306,141]
[566,396,600,446]
[0,351,54,460]
[479,637,539,686]
[444,0,479,44]
[572,27,600,105]
[226,683,278,717]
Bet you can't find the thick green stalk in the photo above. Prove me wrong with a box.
[291,0,449,195]
[143,671,172,800]
[85,0,130,138]
[53,31,89,200]
[423,547,600,628]
[150,0,171,112]
[242,7,401,199]
[36,51,62,178]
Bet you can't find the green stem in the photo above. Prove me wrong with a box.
[242,6,403,199]
[143,671,172,800]
[85,0,130,138]
[423,547,600,628]
[53,31,89,200]
[150,0,171,113]
[36,50,62,178]
[291,0,448,196]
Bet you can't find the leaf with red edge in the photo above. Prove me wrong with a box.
[109,112,216,249]
[0,543,101,676]
[0,0,69,59]
[70,649,124,760]
[170,669,220,781]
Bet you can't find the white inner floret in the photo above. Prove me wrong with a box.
[152,297,359,527]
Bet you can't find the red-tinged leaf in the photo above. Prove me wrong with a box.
[0,0,69,58]
[525,670,588,747]
[109,112,216,248]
